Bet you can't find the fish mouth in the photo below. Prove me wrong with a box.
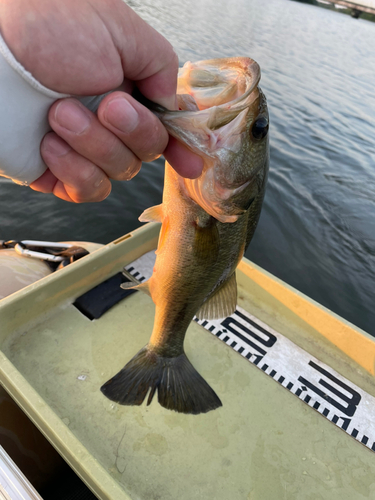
[177,57,261,111]
[153,58,263,222]
[156,58,260,156]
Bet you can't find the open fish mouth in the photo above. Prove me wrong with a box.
[177,57,260,110]
[155,58,267,223]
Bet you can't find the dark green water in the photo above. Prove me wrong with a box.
[0,0,374,334]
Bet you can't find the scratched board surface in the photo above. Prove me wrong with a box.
[127,250,375,453]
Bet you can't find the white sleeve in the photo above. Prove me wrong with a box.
[0,33,109,186]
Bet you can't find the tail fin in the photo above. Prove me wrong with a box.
[100,346,222,415]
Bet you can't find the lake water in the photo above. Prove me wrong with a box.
[0,0,374,334]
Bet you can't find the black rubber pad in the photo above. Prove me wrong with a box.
[73,272,135,320]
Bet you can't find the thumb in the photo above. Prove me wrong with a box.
[105,2,179,110]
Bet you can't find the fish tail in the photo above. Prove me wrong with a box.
[100,346,222,415]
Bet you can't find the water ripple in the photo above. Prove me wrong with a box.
[0,0,374,334]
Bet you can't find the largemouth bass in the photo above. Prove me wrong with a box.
[101,57,269,414]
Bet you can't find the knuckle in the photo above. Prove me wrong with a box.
[113,158,142,181]
[93,135,124,165]
[41,133,71,161]
[139,119,167,161]
[72,179,111,203]
[67,163,109,202]
[75,162,99,185]
[94,136,142,180]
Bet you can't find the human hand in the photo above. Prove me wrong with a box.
[0,0,203,202]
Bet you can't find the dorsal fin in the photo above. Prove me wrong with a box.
[139,204,163,223]
[196,272,237,320]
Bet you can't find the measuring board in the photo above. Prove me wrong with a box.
[126,250,375,453]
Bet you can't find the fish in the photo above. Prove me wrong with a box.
[101,57,269,414]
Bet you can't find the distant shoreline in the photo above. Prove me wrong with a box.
[292,0,375,22]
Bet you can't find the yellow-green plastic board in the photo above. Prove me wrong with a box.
[1,223,375,500]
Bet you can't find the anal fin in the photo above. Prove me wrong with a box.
[139,204,163,223]
[196,272,237,320]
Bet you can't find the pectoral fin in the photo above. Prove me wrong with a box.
[139,204,163,223]
[196,272,237,320]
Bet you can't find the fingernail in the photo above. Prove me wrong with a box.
[104,97,139,133]
[55,99,91,134]
[43,135,71,156]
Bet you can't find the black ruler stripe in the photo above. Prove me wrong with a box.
[361,435,369,445]
[223,328,267,356]
[234,309,275,345]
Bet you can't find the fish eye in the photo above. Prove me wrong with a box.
[251,116,269,140]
